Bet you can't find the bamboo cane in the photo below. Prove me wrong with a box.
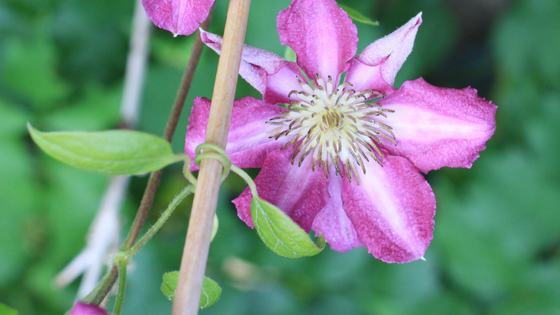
[171,0,251,314]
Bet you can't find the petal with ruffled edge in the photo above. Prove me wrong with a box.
[185,97,288,170]
[376,78,497,173]
[68,302,111,315]
[142,0,214,36]
[345,13,422,95]
[200,30,303,104]
[277,0,358,81]
[233,148,329,231]
[341,154,436,263]
[311,172,362,252]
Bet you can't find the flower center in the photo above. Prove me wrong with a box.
[268,74,396,184]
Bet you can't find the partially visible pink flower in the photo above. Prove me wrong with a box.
[68,302,112,315]
[142,0,214,36]
[186,0,497,263]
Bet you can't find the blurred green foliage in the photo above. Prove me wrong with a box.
[1,0,559,314]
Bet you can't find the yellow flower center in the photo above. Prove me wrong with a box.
[268,74,396,184]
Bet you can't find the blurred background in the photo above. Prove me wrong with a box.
[1,0,560,314]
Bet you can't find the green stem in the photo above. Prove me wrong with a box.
[194,143,232,182]
[84,185,193,305]
[129,185,194,257]
[179,154,198,186]
[113,258,129,315]
[230,165,258,198]
[82,265,118,305]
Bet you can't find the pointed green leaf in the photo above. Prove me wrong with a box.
[283,46,297,62]
[211,214,219,242]
[251,197,325,258]
[339,4,379,26]
[0,303,18,315]
[27,124,182,175]
[161,272,221,309]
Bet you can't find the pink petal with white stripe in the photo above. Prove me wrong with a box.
[345,13,422,94]
[233,148,329,231]
[377,78,497,173]
[142,0,214,36]
[341,154,436,263]
[201,30,303,104]
[185,97,288,170]
[311,173,362,252]
[277,0,358,81]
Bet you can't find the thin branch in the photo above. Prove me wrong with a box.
[171,0,252,314]
[121,5,216,250]
[86,6,216,305]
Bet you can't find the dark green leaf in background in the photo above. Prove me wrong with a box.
[0,303,18,315]
[27,124,182,175]
[0,100,27,136]
[42,85,122,131]
[0,36,70,109]
[251,198,325,258]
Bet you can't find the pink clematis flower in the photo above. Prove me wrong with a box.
[185,0,497,263]
[142,0,214,36]
[68,302,112,315]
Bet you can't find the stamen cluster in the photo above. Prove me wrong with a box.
[267,74,396,184]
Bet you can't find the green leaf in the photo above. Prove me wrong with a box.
[161,272,222,309]
[160,272,178,301]
[211,214,219,242]
[199,276,222,309]
[251,197,325,258]
[283,46,297,62]
[0,303,18,315]
[338,4,379,26]
[27,124,182,175]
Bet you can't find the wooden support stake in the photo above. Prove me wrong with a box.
[171,0,251,314]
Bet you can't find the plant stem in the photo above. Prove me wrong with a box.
[111,184,194,314]
[129,185,194,257]
[85,8,215,305]
[230,165,258,197]
[171,0,252,314]
[83,265,118,305]
[113,260,128,315]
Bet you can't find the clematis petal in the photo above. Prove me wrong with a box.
[201,30,303,104]
[233,148,329,232]
[277,0,358,81]
[185,97,288,170]
[142,0,214,36]
[341,153,436,263]
[376,78,497,173]
[68,302,111,315]
[345,13,422,94]
[311,172,362,252]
